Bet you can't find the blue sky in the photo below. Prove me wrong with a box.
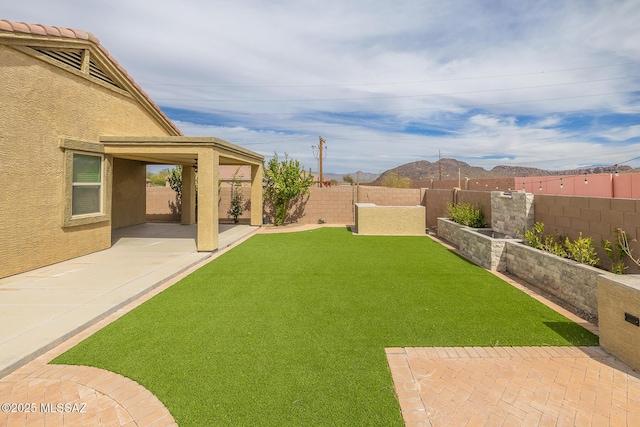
[5,0,640,173]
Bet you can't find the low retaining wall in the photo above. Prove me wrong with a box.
[436,218,465,247]
[506,241,602,318]
[598,275,640,372]
[355,203,425,236]
[459,229,517,271]
[437,221,601,318]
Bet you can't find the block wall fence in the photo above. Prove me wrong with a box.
[146,184,254,223]
[414,172,640,198]
[146,185,422,225]
[146,185,640,270]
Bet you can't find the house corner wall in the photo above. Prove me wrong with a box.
[0,44,173,278]
[112,158,146,229]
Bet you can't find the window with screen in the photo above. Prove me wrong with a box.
[72,153,103,216]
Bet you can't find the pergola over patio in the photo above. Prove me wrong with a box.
[101,136,264,251]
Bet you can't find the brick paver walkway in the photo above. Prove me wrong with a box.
[387,346,640,426]
[0,364,175,426]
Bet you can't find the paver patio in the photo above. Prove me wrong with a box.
[387,345,640,426]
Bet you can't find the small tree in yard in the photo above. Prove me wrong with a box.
[264,153,314,226]
[227,167,245,223]
[167,165,183,201]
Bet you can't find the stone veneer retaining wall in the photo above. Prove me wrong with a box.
[505,241,602,318]
[491,191,534,237]
[436,218,466,248]
[459,228,515,271]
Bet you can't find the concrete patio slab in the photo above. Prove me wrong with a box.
[0,223,258,378]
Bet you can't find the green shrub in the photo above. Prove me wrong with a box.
[545,233,568,258]
[523,223,599,267]
[446,203,487,228]
[522,222,545,249]
[565,233,599,266]
[602,229,627,274]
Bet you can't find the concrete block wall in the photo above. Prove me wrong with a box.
[292,186,355,224]
[456,190,493,226]
[357,186,422,206]
[265,185,418,225]
[218,184,252,222]
[414,177,516,192]
[534,195,640,273]
[147,185,254,223]
[146,187,180,222]
[598,274,640,372]
[425,189,455,229]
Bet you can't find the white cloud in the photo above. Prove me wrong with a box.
[5,0,640,172]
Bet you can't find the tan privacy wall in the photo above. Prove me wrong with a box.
[355,203,425,236]
[598,275,640,372]
[0,45,173,278]
[146,187,181,222]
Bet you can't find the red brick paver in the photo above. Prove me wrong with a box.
[0,364,176,427]
[387,346,640,427]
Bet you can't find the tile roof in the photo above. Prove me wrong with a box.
[0,20,182,136]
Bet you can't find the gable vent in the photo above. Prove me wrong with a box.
[34,48,83,71]
[88,60,119,87]
[32,47,123,90]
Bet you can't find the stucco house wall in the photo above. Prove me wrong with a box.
[112,158,147,229]
[0,43,173,278]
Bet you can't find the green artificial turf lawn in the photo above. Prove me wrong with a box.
[53,227,598,426]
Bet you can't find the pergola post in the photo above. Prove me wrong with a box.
[197,150,219,251]
[181,165,196,225]
[250,163,263,226]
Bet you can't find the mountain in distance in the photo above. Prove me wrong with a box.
[312,171,380,183]
[371,159,631,185]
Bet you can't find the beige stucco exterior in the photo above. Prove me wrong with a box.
[0,41,177,278]
[598,275,640,372]
[112,158,147,229]
[354,203,425,236]
[101,137,264,251]
[0,26,264,279]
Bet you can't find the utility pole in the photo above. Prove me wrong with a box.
[438,150,442,180]
[319,137,325,187]
[311,137,327,187]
